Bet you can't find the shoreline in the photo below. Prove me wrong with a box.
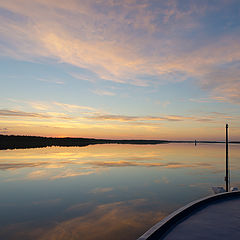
[1,134,239,150]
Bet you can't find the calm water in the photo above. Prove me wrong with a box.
[0,143,240,240]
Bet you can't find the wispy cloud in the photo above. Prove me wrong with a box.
[70,72,97,83]
[0,0,239,102]
[53,102,96,112]
[37,78,65,85]
[0,106,236,127]
[189,98,211,103]
[6,99,97,114]
[0,109,74,121]
[0,109,51,118]
[85,113,220,123]
[92,89,115,96]
[27,102,50,111]
[86,114,178,122]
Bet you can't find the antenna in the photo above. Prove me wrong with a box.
[225,124,229,192]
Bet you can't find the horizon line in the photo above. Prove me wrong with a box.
[1,134,239,143]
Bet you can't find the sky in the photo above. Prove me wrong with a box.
[0,0,240,141]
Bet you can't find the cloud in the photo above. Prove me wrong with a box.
[85,113,223,123]
[0,109,73,121]
[5,99,97,114]
[53,102,96,112]
[0,104,236,130]
[70,72,97,83]
[0,0,239,101]
[92,89,115,96]
[86,114,185,122]
[196,57,240,103]
[0,109,51,118]
[27,102,50,111]
[37,78,65,85]
[189,98,211,103]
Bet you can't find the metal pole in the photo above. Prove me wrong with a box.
[226,124,229,192]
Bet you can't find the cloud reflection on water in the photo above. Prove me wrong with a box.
[0,158,218,182]
[1,144,240,240]
[0,199,165,240]
[0,144,230,182]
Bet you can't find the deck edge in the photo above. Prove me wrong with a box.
[137,190,240,240]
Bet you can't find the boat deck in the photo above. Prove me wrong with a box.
[162,196,240,239]
[138,191,240,240]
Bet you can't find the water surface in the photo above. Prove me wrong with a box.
[0,143,239,239]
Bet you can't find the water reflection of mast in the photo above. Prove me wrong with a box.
[225,124,229,192]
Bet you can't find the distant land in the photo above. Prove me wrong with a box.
[0,134,240,150]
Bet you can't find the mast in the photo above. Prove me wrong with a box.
[225,124,229,192]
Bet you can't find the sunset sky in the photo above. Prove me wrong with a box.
[0,0,240,140]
